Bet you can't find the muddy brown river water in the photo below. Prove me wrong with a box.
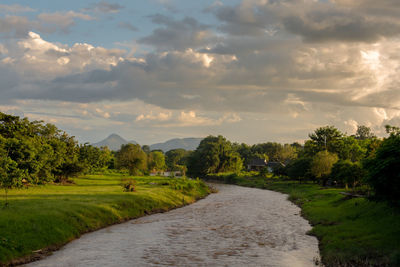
[26,184,320,267]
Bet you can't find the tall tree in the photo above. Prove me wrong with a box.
[308,125,343,154]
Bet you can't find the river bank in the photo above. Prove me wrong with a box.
[26,183,319,267]
[0,174,210,266]
[205,173,400,267]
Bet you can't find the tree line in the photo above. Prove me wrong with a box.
[0,112,191,203]
[1,111,399,205]
[186,125,400,205]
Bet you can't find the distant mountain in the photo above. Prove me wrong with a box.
[150,138,203,152]
[92,134,137,151]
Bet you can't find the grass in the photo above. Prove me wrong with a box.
[206,172,400,267]
[0,173,210,265]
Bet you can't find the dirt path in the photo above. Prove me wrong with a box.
[26,184,320,267]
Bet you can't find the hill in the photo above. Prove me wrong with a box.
[92,134,137,151]
[150,137,202,152]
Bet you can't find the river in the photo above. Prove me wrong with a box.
[26,184,320,267]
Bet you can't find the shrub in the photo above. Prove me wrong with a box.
[121,178,136,192]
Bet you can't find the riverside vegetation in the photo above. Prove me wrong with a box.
[1,111,400,266]
[205,173,400,267]
[188,126,400,266]
[0,173,210,265]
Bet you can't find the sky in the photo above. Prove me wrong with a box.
[0,0,400,145]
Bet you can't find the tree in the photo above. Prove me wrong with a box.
[233,143,255,166]
[308,126,343,154]
[116,144,147,175]
[141,145,150,154]
[187,135,242,177]
[52,133,81,182]
[165,149,190,170]
[286,157,313,182]
[331,160,365,190]
[0,137,24,206]
[364,131,400,204]
[311,150,338,185]
[355,125,375,140]
[385,124,400,136]
[148,151,166,172]
[336,136,366,162]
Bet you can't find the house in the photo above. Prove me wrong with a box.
[247,159,285,173]
[247,158,267,171]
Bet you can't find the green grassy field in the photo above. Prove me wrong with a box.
[206,173,400,267]
[0,174,210,265]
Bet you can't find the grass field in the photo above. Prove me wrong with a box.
[206,173,400,267]
[0,174,210,265]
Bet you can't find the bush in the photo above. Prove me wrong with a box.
[121,178,136,192]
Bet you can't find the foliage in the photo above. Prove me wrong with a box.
[141,145,150,154]
[78,144,113,174]
[311,150,338,184]
[0,153,24,206]
[187,135,243,177]
[165,149,191,175]
[116,144,147,175]
[330,160,365,190]
[307,125,343,155]
[364,132,400,204]
[147,151,166,172]
[335,136,366,162]
[285,157,313,182]
[0,112,100,189]
[355,125,376,140]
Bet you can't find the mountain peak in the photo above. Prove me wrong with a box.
[92,134,136,151]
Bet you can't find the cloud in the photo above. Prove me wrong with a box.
[37,11,94,33]
[135,110,241,127]
[138,14,214,51]
[2,31,398,118]
[85,1,124,14]
[208,0,400,43]
[136,112,172,122]
[0,15,33,38]
[0,11,94,38]
[1,1,400,143]
[0,4,36,13]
